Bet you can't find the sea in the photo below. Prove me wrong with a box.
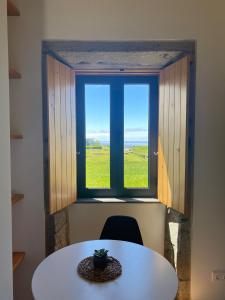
[100,141,147,148]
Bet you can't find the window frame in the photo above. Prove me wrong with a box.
[76,74,159,198]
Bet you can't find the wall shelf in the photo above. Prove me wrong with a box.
[7,0,20,16]
[9,68,21,79]
[12,194,24,205]
[10,134,23,140]
[13,252,25,271]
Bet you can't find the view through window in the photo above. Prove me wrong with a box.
[85,84,110,188]
[124,84,149,188]
[76,75,158,197]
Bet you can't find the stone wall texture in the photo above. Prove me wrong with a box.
[46,208,70,255]
[164,208,191,300]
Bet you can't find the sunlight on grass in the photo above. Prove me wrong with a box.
[124,146,148,188]
[86,146,110,188]
[86,146,148,188]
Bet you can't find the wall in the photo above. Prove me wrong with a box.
[7,1,225,299]
[8,0,45,299]
[46,208,70,254]
[43,1,225,300]
[69,203,166,254]
[0,1,13,299]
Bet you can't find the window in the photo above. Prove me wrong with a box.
[76,75,158,198]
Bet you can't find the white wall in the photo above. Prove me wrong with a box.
[69,203,166,255]
[42,1,225,300]
[0,0,13,299]
[7,1,225,299]
[8,1,45,299]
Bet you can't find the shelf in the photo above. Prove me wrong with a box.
[7,0,20,16]
[9,68,21,79]
[10,134,23,140]
[11,193,24,205]
[13,252,25,271]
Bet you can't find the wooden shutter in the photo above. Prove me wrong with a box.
[46,55,77,214]
[158,56,189,214]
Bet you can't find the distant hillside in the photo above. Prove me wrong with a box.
[86,138,102,148]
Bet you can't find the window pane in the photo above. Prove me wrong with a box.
[124,84,149,188]
[85,85,110,188]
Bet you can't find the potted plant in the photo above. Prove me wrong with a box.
[93,248,109,268]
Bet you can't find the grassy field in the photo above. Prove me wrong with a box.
[86,145,148,188]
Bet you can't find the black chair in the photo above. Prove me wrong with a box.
[100,215,143,245]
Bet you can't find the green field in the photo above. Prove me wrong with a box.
[86,145,148,188]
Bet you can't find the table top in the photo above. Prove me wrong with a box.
[32,240,178,300]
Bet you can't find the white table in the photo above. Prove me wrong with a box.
[32,240,178,300]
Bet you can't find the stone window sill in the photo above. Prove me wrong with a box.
[76,198,160,203]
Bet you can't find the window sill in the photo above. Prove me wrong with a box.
[76,197,159,203]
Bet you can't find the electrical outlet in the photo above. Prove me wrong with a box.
[212,271,225,282]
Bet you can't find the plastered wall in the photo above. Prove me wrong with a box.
[44,1,225,299]
[8,0,45,299]
[0,0,13,299]
[69,203,166,255]
[7,1,225,300]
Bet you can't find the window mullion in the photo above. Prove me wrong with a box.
[110,78,124,196]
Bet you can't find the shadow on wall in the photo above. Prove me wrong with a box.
[9,1,45,300]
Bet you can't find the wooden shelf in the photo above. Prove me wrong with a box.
[10,134,23,140]
[13,252,25,271]
[12,193,24,205]
[7,0,20,16]
[9,68,21,79]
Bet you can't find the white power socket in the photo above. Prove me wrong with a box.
[212,271,225,282]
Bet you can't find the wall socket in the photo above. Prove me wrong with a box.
[212,271,225,282]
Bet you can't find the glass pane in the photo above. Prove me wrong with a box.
[124,84,149,188]
[85,84,110,188]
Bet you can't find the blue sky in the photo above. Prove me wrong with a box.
[85,84,149,142]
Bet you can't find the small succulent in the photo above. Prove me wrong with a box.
[94,248,109,258]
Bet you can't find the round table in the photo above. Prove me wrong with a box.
[32,240,178,300]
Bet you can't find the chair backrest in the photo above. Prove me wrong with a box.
[100,215,143,245]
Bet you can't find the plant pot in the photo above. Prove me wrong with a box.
[93,254,108,269]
